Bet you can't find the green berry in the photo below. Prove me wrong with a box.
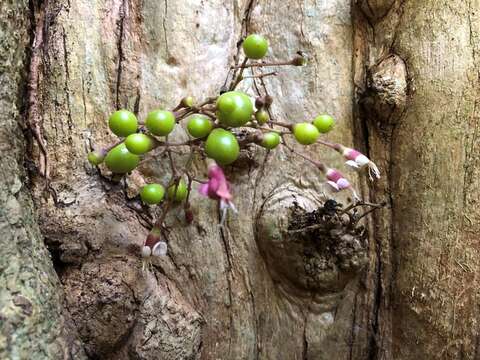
[140,183,165,205]
[108,110,138,137]
[261,132,280,149]
[145,110,176,136]
[205,128,240,165]
[181,96,194,108]
[293,123,320,145]
[255,109,269,125]
[186,114,213,138]
[167,179,188,202]
[216,91,253,127]
[125,133,156,155]
[313,114,335,133]
[87,151,105,166]
[104,143,140,173]
[242,34,268,60]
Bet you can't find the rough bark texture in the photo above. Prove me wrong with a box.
[1,0,479,359]
[353,0,480,358]
[0,1,85,358]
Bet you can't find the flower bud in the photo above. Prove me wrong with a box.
[263,95,273,106]
[145,227,161,248]
[292,55,307,66]
[141,246,152,258]
[255,97,265,109]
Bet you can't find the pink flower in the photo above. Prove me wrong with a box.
[325,168,360,201]
[342,147,380,181]
[199,162,237,224]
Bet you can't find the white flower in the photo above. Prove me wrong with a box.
[342,148,380,181]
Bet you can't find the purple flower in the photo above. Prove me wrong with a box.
[199,162,237,224]
[325,168,360,201]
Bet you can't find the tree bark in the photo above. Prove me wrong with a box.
[353,0,480,358]
[0,1,85,358]
[0,0,478,359]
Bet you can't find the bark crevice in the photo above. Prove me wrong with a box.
[115,0,126,109]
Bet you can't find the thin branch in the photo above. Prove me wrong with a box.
[280,139,325,171]
[229,57,249,91]
[242,71,278,79]
[270,121,292,130]
[231,60,295,69]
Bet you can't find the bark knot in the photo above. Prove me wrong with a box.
[256,191,368,298]
[360,54,407,128]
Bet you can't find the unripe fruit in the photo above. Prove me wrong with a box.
[145,110,176,136]
[216,91,253,127]
[181,96,194,108]
[167,179,188,202]
[255,109,269,125]
[186,114,213,138]
[242,34,268,60]
[205,128,240,165]
[125,133,156,155]
[108,110,138,137]
[313,114,335,133]
[87,151,105,165]
[104,143,140,173]
[261,132,280,149]
[140,183,165,205]
[293,123,320,145]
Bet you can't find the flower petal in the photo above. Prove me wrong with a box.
[368,162,381,180]
[141,246,151,258]
[199,183,210,196]
[355,154,370,167]
[327,180,340,191]
[337,178,350,189]
[345,160,360,169]
[152,242,168,257]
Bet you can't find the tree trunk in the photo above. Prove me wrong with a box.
[0,1,86,358]
[0,0,478,359]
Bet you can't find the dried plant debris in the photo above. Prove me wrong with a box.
[287,200,369,291]
[256,199,384,295]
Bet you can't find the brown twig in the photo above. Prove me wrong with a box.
[231,60,294,69]
[340,201,386,215]
[242,71,278,80]
[280,138,325,171]
[229,57,249,91]
[231,60,295,69]
[270,121,292,130]
[354,202,387,223]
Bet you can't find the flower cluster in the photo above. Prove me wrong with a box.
[86,34,380,258]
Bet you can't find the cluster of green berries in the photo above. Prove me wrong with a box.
[87,34,335,208]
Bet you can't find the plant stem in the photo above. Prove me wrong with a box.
[242,71,278,79]
[281,139,326,172]
[229,57,249,91]
[231,60,294,69]
[270,121,292,130]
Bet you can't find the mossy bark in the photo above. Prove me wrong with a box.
[0,1,85,359]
